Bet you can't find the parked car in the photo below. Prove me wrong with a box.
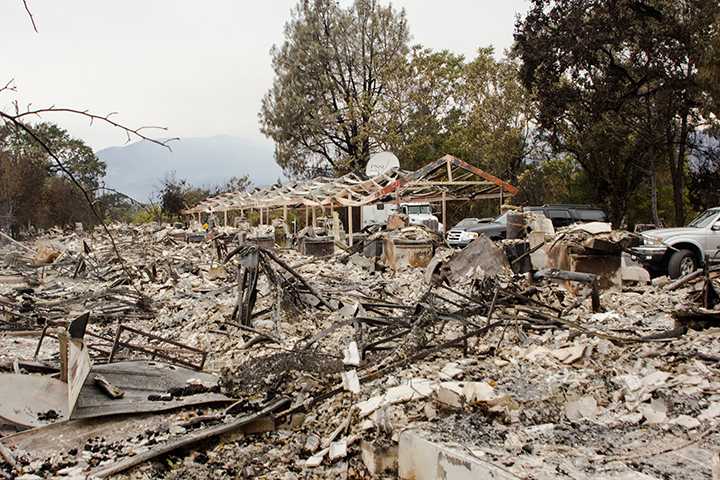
[631,207,720,279]
[446,204,607,247]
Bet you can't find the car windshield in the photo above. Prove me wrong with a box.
[688,209,720,228]
[494,213,508,225]
[406,205,431,215]
[454,218,480,228]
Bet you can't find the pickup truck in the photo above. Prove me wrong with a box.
[446,204,607,248]
[631,207,720,278]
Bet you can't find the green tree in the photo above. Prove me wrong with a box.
[515,0,719,226]
[2,122,106,190]
[158,172,211,220]
[452,48,537,183]
[382,47,465,170]
[213,175,252,195]
[0,122,107,232]
[260,0,409,177]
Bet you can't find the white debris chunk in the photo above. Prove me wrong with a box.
[328,439,348,461]
[304,448,329,468]
[341,369,361,394]
[670,415,701,429]
[355,379,435,417]
[439,362,464,380]
[565,396,598,421]
[342,341,360,366]
[639,397,668,424]
[699,402,720,422]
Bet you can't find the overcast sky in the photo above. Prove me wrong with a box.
[2,0,530,151]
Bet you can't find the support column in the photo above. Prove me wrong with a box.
[283,204,288,221]
[348,206,354,247]
[499,189,504,214]
[312,206,317,228]
[442,191,447,235]
[305,207,309,228]
[260,207,264,225]
[224,210,228,228]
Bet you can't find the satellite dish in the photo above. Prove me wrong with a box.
[365,151,400,177]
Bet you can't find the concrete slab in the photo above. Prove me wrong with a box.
[399,430,517,480]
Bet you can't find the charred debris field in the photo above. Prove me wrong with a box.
[0,217,719,480]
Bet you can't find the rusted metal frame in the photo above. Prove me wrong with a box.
[36,329,113,359]
[445,155,518,195]
[108,324,207,370]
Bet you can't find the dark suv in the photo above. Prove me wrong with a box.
[446,204,607,247]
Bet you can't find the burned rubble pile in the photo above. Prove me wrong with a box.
[1,221,719,480]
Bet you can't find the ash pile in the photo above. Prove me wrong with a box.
[0,219,719,480]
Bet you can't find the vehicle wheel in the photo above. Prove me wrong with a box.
[667,249,698,279]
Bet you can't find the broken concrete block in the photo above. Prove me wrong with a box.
[551,344,587,364]
[699,403,720,422]
[399,430,516,480]
[461,382,496,404]
[435,381,498,409]
[670,415,701,429]
[565,396,598,421]
[253,319,275,331]
[328,439,347,461]
[621,265,650,285]
[436,383,463,409]
[355,379,434,417]
[304,448,328,468]
[439,362,463,380]
[206,266,227,280]
[349,253,375,272]
[342,341,360,366]
[339,302,360,319]
[424,402,437,421]
[639,397,668,424]
[303,433,321,453]
[361,440,398,476]
[341,369,361,394]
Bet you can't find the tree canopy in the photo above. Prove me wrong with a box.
[260,0,409,177]
[514,0,720,225]
[0,122,106,233]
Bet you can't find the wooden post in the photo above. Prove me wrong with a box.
[348,206,354,247]
[58,331,68,383]
[499,189,504,215]
[312,206,316,228]
[224,210,228,227]
[283,204,288,221]
[442,191,447,235]
[305,207,309,228]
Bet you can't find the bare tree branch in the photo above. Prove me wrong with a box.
[0,79,16,95]
[21,0,38,33]
[7,107,179,149]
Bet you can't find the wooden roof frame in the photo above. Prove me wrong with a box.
[182,154,517,214]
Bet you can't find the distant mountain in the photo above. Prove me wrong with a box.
[97,135,282,201]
